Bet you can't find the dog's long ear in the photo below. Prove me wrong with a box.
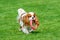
[34,13,39,26]
[23,14,29,25]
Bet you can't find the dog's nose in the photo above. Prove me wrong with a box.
[32,17,34,19]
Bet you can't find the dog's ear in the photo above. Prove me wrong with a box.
[23,14,29,25]
[34,13,39,26]
[34,13,38,17]
[27,13,31,18]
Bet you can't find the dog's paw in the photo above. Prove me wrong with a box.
[29,29,34,32]
[22,28,29,34]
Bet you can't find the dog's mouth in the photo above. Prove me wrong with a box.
[30,20,38,30]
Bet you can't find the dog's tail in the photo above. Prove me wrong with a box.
[18,8,26,16]
[17,8,26,23]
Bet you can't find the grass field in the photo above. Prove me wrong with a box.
[0,0,60,40]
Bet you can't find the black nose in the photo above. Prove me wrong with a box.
[32,17,34,19]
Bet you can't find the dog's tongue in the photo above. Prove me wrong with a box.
[30,20,35,30]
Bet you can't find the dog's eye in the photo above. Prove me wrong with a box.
[28,16,31,17]
[34,15,35,17]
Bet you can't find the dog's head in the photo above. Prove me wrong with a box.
[23,12,39,26]
[28,12,35,21]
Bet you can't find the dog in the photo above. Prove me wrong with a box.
[17,8,39,34]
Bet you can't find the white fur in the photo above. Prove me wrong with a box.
[17,8,30,34]
[22,26,29,34]
[18,8,26,17]
[17,8,34,34]
[29,12,34,16]
[29,12,35,20]
[17,8,27,26]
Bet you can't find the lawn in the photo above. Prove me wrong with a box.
[0,0,60,40]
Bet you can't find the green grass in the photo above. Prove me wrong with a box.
[0,0,60,40]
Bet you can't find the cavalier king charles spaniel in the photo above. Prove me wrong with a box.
[17,8,39,34]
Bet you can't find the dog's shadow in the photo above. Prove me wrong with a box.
[31,31,40,34]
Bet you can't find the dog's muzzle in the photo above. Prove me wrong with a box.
[32,16,35,20]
